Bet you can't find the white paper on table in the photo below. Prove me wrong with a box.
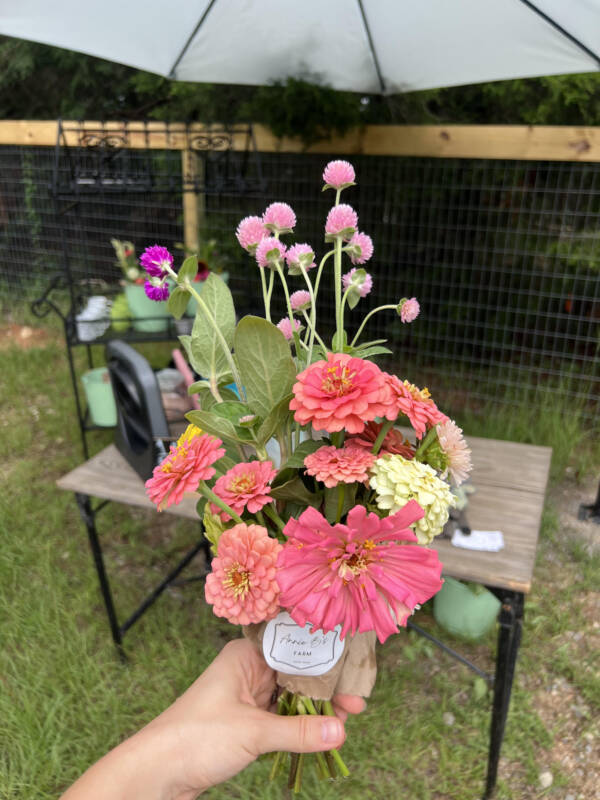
[451,529,505,552]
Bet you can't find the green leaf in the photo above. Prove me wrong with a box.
[234,316,297,419]
[282,438,324,469]
[185,273,236,383]
[347,287,361,310]
[324,483,357,524]
[331,329,348,352]
[353,345,393,358]
[473,677,488,701]
[212,401,252,425]
[188,381,238,411]
[214,454,237,476]
[178,255,199,283]
[167,286,190,319]
[270,476,322,508]
[186,409,247,444]
[255,394,293,446]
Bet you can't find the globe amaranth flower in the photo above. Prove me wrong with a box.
[347,232,373,265]
[289,352,394,434]
[322,160,356,190]
[347,420,416,459]
[277,502,443,643]
[276,317,303,341]
[210,460,277,522]
[303,444,375,488]
[145,425,225,511]
[369,454,456,544]
[263,202,296,233]
[436,419,472,486]
[382,376,448,438]
[139,245,173,278]
[205,523,282,625]
[325,204,358,240]
[290,290,311,312]
[144,279,170,302]
[399,297,420,323]
[342,267,373,298]
[236,216,267,253]
[255,237,287,269]
[286,243,316,274]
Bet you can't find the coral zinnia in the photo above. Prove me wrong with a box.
[277,503,443,644]
[145,426,225,511]
[436,419,472,486]
[383,376,448,438]
[210,460,277,522]
[303,444,375,488]
[205,523,282,625]
[289,352,393,434]
[347,420,416,459]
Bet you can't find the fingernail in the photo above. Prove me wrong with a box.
[321,719,342,743]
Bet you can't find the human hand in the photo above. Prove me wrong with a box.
[61,638,365,800]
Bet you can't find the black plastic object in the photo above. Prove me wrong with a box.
[106,341,170,481]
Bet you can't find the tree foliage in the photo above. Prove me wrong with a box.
[1,35,600,135]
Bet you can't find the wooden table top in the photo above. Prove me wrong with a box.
[57,435,552,594]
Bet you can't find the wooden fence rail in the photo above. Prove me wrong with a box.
[1,120,600,162]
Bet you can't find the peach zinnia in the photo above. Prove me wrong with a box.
[289,352,392,434]
[210,460,277,521]
[145,426,225,510]
[382,376,448,438]
[304,444,375,488]
[205,523,282,625]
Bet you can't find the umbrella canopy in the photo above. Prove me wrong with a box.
[1,0,599,93]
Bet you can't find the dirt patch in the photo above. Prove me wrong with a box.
[0,323,59,350]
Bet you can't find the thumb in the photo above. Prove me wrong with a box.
[254,710,345,754]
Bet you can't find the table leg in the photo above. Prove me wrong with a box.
[484,591,524,799]
[75,493,124,659]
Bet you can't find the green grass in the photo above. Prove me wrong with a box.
[1,320,599,799]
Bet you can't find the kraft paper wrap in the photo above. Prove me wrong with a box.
[244,622,377,701]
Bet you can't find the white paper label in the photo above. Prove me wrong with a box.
[451,529,505,552]
[262,611,345,676]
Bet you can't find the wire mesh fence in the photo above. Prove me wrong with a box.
[0,126,598,422]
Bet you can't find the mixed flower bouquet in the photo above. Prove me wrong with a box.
[141,160,472,790]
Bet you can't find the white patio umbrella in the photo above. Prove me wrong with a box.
[1,0,599,93]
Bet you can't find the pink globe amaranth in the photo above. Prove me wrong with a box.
[210,460,277,522]
[325,204,358,239]
[290,290,311,312]
[400,297,420,323]
[139,244,173,278]
[277,502,444,643]
[323,159,356,190]
[276,317,303,341]
[342,267,373,298]
[286,243,316,273]
[289,351,394,434]
[205,523,282,626]
[236,216,267,252]
[348,231,374,265]
[263,202,296,233]
[255,237,287,268]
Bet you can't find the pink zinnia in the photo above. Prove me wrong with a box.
[383,376,448,439]
[139,245,173,278]
[347,232,373,265]
[437,419,472,486]
[286,243,316,272]
[289,352,392,434]
[400,297,420,323]
[205,523,282,625]
[323,160,356,189]
[255,237,286,268]
[263,202,296,233]
[304,444,375,488]
[145,426,225,511]
[348,420,416,459]
[277,503,444,644]
[325,204,358,238]
[210,460,277,522]
[342,267,373,298]
[290,290,311,312]
[236,216,267,252]
[276,317,303,341]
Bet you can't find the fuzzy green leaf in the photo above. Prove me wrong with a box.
[255,394,293,446]
[324,483,357,524]
[282,438,324,469]
[167,286,190,320]
[178,255,199,283]
[270,476,322,508]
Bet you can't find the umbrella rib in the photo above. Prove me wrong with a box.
[357,0,386,93]
[168,0,219,79]
[518,0,600,69]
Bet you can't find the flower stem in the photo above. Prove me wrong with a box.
[350,303,398,348]
[414,425,438,459]
[336,484,345,523]
[323,700,350,777]
[298,262,317,363]
[371,419,394,455]
[259,267,271,322]
[197,481,243,524]
[333,236,344,351]
[263,503,286,533]
[301,309,327,351]
[275,262,302,355]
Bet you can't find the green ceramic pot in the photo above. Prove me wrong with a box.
[433,576,500,641]
[125,283,171,333]
[82,367,117,427]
